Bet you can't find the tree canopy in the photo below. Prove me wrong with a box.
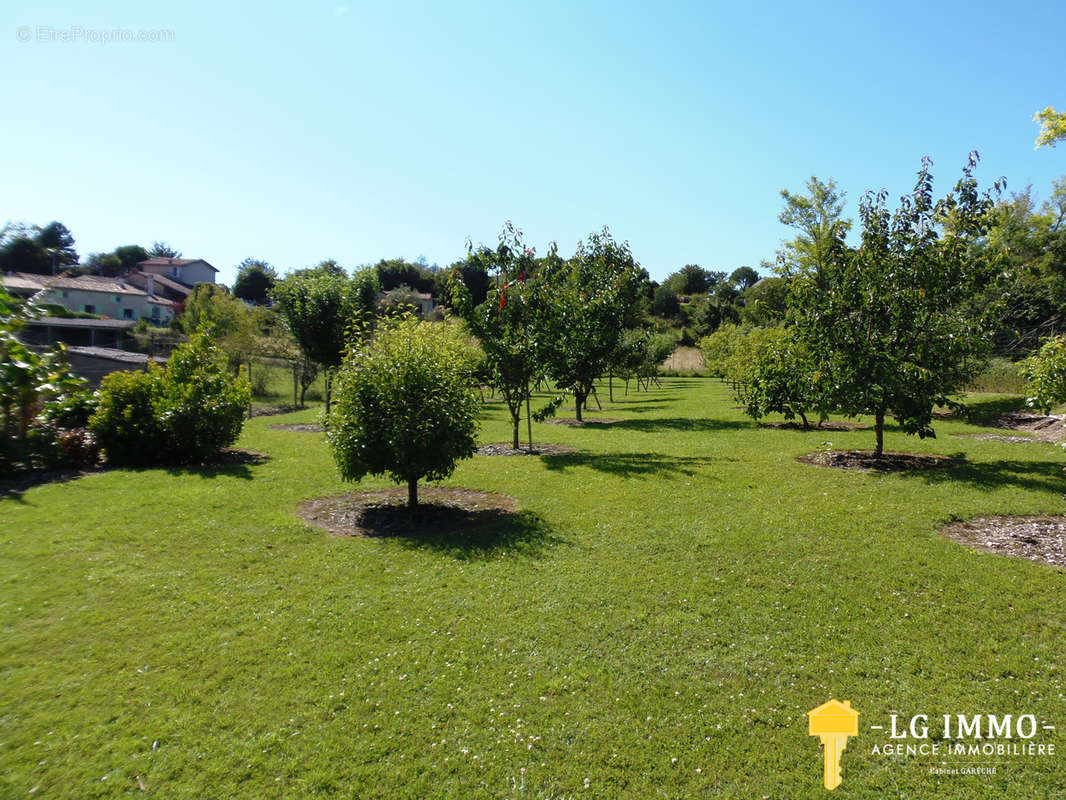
[328,316,482,508]
[790,154,1003,455]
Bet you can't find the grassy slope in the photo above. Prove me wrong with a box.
[2,380,1064,798]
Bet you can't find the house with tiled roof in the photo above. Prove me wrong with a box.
[1,272,176,325]
[136,257,217,287]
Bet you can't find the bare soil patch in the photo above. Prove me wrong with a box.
[297,487,519,538]
[251,404,300,418]
[268,423,325,433]
[476,443,578,456]
[760,420,870,431]
[540,417,622,427]
[940,515,1066,569]
[988,412,1065,443]
[798,450,961,472]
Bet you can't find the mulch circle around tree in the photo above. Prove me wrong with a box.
[297,487,519,538]
[476,443,578,456]
[759,420,870,431]
[268,423,325,433]
[540,418,622,427]
[939,515,1066,569]
[797,450,962,472]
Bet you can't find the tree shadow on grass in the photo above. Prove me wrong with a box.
[599,417,753,433]
[0,468,103,504]
[540,451,722,478]
[387,508,566,562]
[900,457,1066,494]
[955,395,1029,425]
[162,449,268,481]
[594,401,672,414]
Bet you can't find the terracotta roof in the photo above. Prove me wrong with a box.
[2,272,47,292]
[126,270,192,296]
[65,346,167,364]
[138,257,218,272]
[42,275,149,296]
[4,272,153,296]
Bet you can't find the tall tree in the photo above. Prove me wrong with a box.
[232,258,277,305]
[777,176,851,277]
[36,222,78,268]
[729,265,759,290]
[450,222,544,449]
[271,265,379,414]
[1034,107,1066,148]
[791,154,1004,456]
[663,263,709,295]
[535,228,647,421]
[0,221,77,274]
[149,241,181,258]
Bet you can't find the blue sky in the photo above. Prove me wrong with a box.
[3,1,1064,286]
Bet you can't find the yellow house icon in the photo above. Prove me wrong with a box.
[808,700,859,790]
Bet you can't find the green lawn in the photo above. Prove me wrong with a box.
[2,379,1064,798]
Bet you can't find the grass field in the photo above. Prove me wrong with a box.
[2,379,1064,798]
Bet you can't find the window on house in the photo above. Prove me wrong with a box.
[115,295,121,303]
[84,305,95,314]
[123,308,134,319]
[151,306,160,319]
[61,290,68,298]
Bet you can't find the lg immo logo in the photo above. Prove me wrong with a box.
[808,699,858,790]
[807,699,1057,790]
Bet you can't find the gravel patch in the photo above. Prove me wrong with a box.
[940,515,1066,569]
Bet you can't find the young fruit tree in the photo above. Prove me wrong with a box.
[1020,334,1066,413]
[535,228,646,421]
[789,153,1004,456]
[740,326,822,429]
[327,316,482,509]
[449,222,543,450]
[270,265,379,415]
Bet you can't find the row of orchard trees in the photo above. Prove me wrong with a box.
[321,225,664,507]
[704,153,1011,457]
[449,224,659,447]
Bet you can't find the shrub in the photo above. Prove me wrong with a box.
[328,316,482,508]
[158,331,250,461]
[90,330,250,466]
[90,370,162,466]
[2,294,99,473]
[1020,334,1066,413]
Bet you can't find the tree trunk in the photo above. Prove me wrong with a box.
[407,477,418,509]
[799,411,809,429]
[325,370,332,418]
[512,415,520,450]
[874,410,885,457]
[525,384,533,452]
[609,370,614,403]
[575,393,584,422]
[292,364,298,409]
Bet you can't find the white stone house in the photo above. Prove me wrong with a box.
[137,257,218,286]
[3,272,176,325]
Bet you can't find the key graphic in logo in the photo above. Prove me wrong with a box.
[808,699,859,790]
